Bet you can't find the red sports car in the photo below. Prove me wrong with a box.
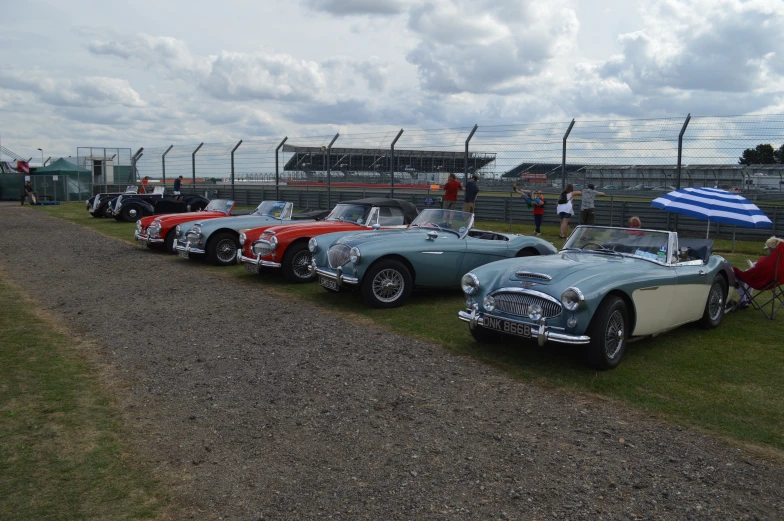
[135,199,239,253]
[238,198,418,282]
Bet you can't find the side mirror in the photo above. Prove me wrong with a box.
[427,231,438,240]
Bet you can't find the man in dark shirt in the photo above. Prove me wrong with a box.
[24,181,38,204]
[463,174,479,213]
[442,173,463,209]
[173,175,183,199]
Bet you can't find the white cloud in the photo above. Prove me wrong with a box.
[0,70,146,108]
[302,0,410,16]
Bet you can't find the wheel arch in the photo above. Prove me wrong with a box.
[589,289,637,336]
[515,246,540,257]
[206,228,240,248]
[365,254,417,285]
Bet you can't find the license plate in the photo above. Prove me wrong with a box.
[483,316,531,337]
[319,276,338,291]
[178,250,189,259]
[244,263,259,274]
[136,238,147,246]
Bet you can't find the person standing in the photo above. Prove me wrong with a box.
[463,174,479,213]
[579,183,605,225]
[556,184,580,238]
[442,173,463,210]
[23,181,38,204]
[516,186,546,236]
[173,175,183,199]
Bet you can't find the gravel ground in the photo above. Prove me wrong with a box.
[1,205,783,521]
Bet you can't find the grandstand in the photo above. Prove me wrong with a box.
[281,145,495,183]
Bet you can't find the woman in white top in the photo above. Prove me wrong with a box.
[556,184,581,238]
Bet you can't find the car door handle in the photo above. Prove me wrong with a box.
[699,270,706,276]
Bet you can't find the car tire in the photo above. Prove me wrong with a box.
[361,259,413,309]
[207,231,239,266]
[469,323,501,344]
[282,241,315,283]
[584,295,628,370]
[121,205,142,222]
[163,229,177,254]
[697,275,727,329]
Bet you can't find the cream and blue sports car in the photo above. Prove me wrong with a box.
[458,225,735,370]
[310,209,558,308]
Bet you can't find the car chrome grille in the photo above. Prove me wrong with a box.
[493,292,562,318]
[328,244,351,268]
[252,241,274,257]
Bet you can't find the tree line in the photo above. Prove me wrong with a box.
[738,144,784,165]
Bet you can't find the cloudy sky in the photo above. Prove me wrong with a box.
[2,0,784,162]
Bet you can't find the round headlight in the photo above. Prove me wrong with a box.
[349,247,361,264]
[308,237,318,253]
[239,232,246,246]
[461,273,480,295]
[561,287,584,311]
[483,294,495,312]
[269,235,278,249]
[175,225,181,236]
[529,303,543,320]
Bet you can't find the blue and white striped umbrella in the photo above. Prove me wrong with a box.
[651,187,772,235]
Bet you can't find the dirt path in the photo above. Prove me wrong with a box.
[1,205,783,520]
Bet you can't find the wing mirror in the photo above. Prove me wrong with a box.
[427,231,438,240]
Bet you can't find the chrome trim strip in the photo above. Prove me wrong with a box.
[458,310,590,345]
[421,251,443,255]
[514,271,552,280]
[314,267,359,285]
[639,286,659,291]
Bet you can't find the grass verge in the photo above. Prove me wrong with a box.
[32,203,784,454]
[0,268,169,520]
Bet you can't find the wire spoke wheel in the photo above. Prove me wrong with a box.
[604,310,625,361]
[216,239,237,263]
[708,283,724,321]
[372,268,404,303]
[292,250,312,279]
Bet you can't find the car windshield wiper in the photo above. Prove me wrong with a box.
[583,248,622,257]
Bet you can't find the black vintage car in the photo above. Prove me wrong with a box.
[86,186,139,218]
[111,190,210,222]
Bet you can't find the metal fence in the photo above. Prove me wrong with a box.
[130,115,784,201]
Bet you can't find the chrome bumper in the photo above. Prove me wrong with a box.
[314,266,359,286]
[458,309,590,346]
[134,231,163,244]
[173,239,206,255]
[237,250,281,268]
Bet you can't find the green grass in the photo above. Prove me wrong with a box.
[32,203,784,454]
[0,272,169,520]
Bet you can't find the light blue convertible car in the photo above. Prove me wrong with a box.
[458,225,735,370]
[310,208,558,308]
[173,201,328,265]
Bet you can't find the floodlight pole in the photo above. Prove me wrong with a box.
[326,133,339,207]
[390,129,403,197]
[562,119,575,189]
[161,145,173,188]
[275,136,288,200]
[192,142,203,194]
[231,140,243,201]
[464,124,478,186]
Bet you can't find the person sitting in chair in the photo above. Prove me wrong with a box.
[729,236,784,310]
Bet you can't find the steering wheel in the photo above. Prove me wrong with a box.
[580,241,611,250]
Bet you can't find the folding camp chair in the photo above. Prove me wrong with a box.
[732,243,784,319]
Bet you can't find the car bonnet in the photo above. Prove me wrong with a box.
[504,251,639,285]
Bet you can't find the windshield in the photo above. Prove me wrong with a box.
[253,201,290,218]
[563,226,672,264]
[204,199,234,214]
[326,204,372,225]
[410,209,473,237]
